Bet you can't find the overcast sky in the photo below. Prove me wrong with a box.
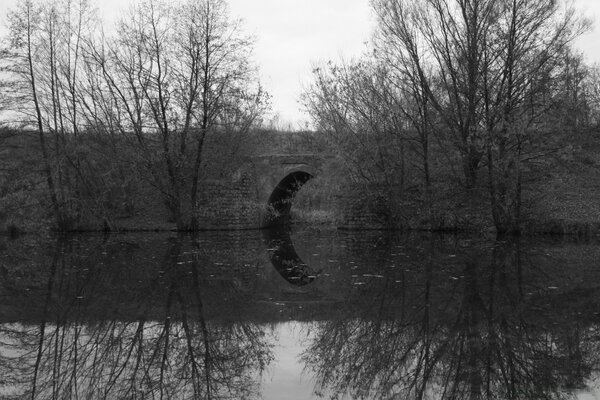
[1,0,599,126]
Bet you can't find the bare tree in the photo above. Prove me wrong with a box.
[373,0,500,189]
[303,52,442,227]
[87,0,266,230]
[370,0,588,232]
[304,59,430,226]
[304,60,403,186]
[479,0,589,233]
[2,0,65,227]
[1,0,266,231]
[1,0,102,229]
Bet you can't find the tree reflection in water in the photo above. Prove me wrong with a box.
[0,236,273,399]
[302,237,600,400]
[2,232,600,399]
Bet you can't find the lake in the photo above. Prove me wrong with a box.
[1,228,600,399]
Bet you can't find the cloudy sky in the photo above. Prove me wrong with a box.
[1,0,599,126]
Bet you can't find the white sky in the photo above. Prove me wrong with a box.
[1,0,599,126]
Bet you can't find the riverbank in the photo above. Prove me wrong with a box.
[2,127,600,237]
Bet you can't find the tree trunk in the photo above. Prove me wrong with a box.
[464,148,481,189]
[489,156,521,235]
[26,5,65,229]
[189,128,207,231]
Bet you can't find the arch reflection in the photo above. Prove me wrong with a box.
[263,227,318,286]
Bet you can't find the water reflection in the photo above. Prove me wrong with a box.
[0,235,273,399]
[263,228,319,286]
[302,237,600,400]
[0,232,599,399]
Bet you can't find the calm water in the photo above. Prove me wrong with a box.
[1,228,600,399]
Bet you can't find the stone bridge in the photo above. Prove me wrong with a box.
[196,154,324,230]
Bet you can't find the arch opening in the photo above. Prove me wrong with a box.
[264,171,313,227]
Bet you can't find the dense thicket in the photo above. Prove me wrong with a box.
[304,0,600,233]
[0,0,267,230]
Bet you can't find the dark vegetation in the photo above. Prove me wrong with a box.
[0,0,268,231]
[0,125,330,232]
[302,0,600,235]
[2,0,600,235]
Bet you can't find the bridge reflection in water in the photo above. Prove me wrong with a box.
[0,231,600,399]
[263,227,319,285]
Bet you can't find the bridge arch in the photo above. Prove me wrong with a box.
[193,154,323,230]
[250,155,322,228]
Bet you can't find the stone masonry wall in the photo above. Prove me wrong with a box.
[195,175,263,230]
